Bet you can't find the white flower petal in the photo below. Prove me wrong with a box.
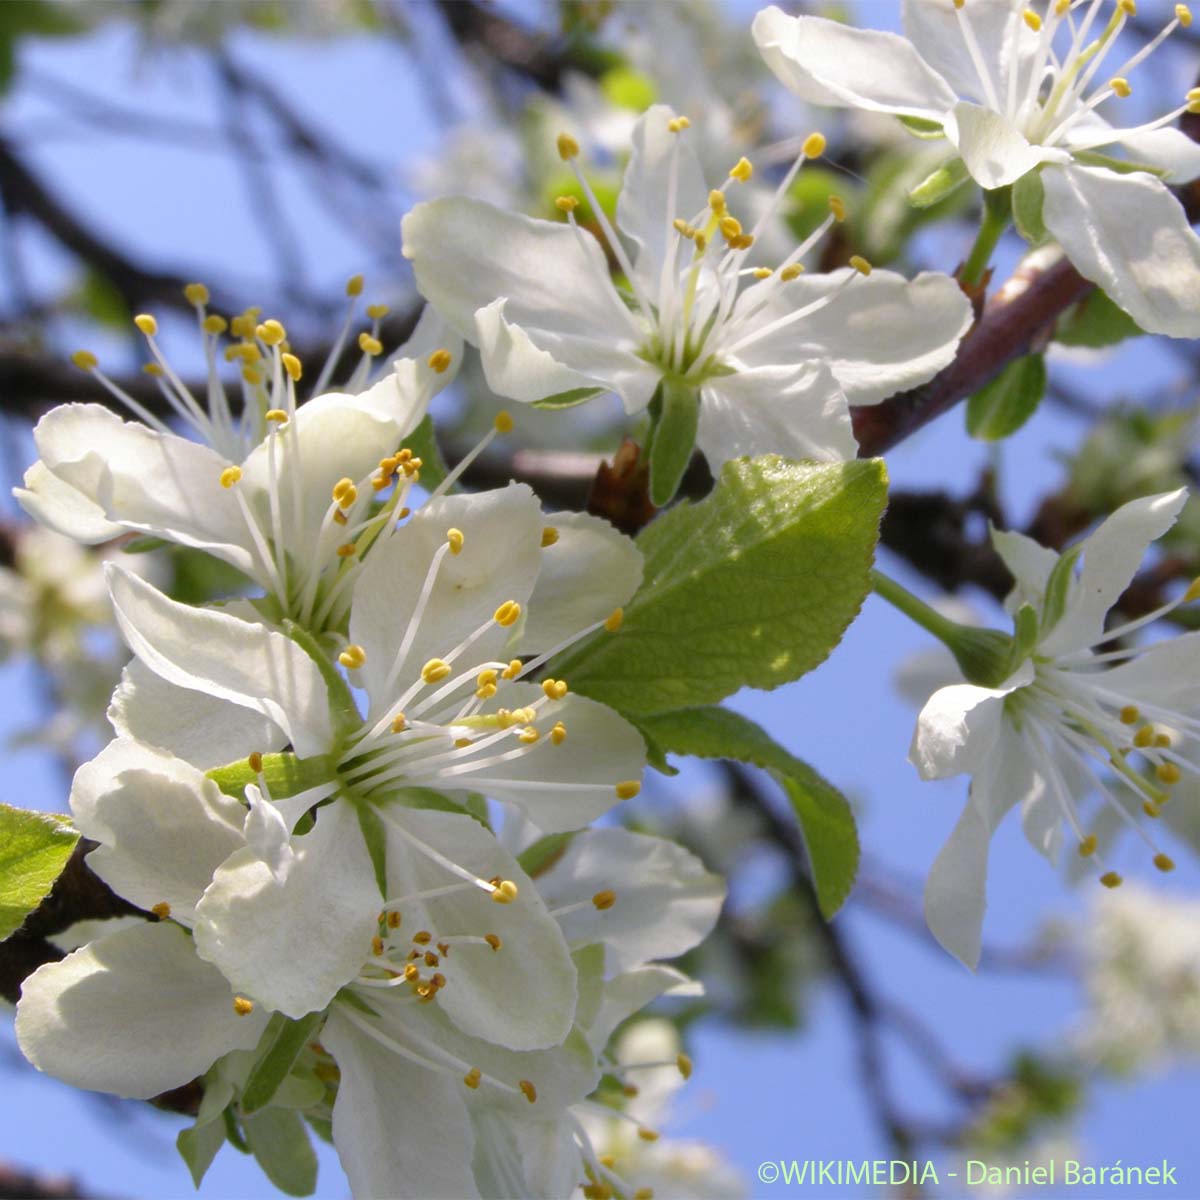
[377,304,465,418]
[1040,488,1187,656]
[1102,631,1200,709]
[990,526,1061,615]
[383,809,576,1050]
[752,7,957,120]
[350,485,543,719]
[536,829,724,975]
[924,722,1036,968]
[15,921,267,1099]
[71,738,246,923]
[1060,114,1200,184]
[946,101,1067,189]
[473,1111,581,1200]
[106,565,333,757]
[108,658,285,769]
[322,1008,481,1200]
[586,964,695,1053]
[1041,163,1200,339]
[731,270,973,406]
[698,362,856,470]
[14,460,125,543]
[193,799,379,1019]
[243,786,295,883]
[520,512,643,654]
[909,662,1033,780]
[466,684,646,834]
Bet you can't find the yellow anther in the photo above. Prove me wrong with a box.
[1118,0,1135,14]
[1143,800,1161,818]
[241,367,263,387]
[1099,871,1124,889]
[265,408,288,423]
[398,507,411,519]
[1133,725,1155,748]
[615,780,641,801]
[1056,0,1069,13]
[447,528,465,556]
[518,1079,538,1104]
[729,156,753,183]
[1177,3,1193,26]
[413,931,432,945]
[1155,733,1172,748]
[346,274,364,297]
[1109,76,1131,98]
[677,1053,693,1079]
[541,526,560,548]
[556,195,580,213]
[135,314,158,337]
[141,363,163,377]
[849,255,873,276]
[753,267,773,279]
[828,195,847,222]
[256,319,286,346]
[550,721,567,745]
[1182,576,1200,603]
[1079,835,1097,860]
[1156,762,1181,785]
[365,303,389,321]
[667,115,691,133]
[336,543,357,559]
[703,191,723,217]
[633,1191,654,1200]
[281,352,303,381]
[494,409,514,433]
[151,901,171,920]
[463,1067,482,1089]
[541,678,568,700]
[233,996,255,1016]
[219,466,243,489]
[518,726,540,744]
[494,600,522,627]
[184,282,210,306]
[485,933,502,951]
[591,889,616,910]
[248,751,264,773]
[672,217,694,237]
[421,658,452,684]
[403,962,420,981]
[477,669,498,689]
[694,232,708,252]
[71,349,99,371]
[803,131,827,158]
[358,332,383,356]
[502,659,523,680]
[728,234,755,251]
[424,951,440,968]
[1119,705,1140,724]
[226,342,262,364]
[1022,8,1042,31]
[331,477,356,504]
[780,264,805,281]
[387,911,401,929]
[605,608,624,633]
[427,348,453,373]
[371,935,384,956]
[1154,852,1176,872]
[637,1127,660,1143]
[491,880,519,904]
[621,1085,639,1098]
[953,0,964,8]
[333,509,349,527]
[718,215,743,240]
[202,313,228,335]
[339,644,367,669]
[557,132,580,160]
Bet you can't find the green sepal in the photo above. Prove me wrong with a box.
[243,1107,318,1197]
[283,619,360,741]
[518,832,574,878]
[1012,170,1047,245]
[353,799,390,898]
[1009,603,1040,674]
[1040,543,1083,638]
[648,378,700,507]
[119,534,169,554]
[223,1106,251,1154]
[0,805,78,941]
[335,986,379,1018]
[947,627,1017,688]
[403,414,450,492]
[908,156,969,208]
[898,114,947,139]
[1071,150,1167,177]
[533,386,606,410]
[241,1010,328,1116]
[206,752,337,804]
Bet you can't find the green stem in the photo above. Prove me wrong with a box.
[870,569,962,645]
[960,194,1011,288]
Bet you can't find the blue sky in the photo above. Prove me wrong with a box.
[1,4,1198,1197]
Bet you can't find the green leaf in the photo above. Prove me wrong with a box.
[1054,288,1143,349]
[532,386,606,411]
[241,1010,327,1115]
[243,1107,318,1197]
[599,65,657,111]
[638,706,859,918]
[403,414,450,491]
[177,1117,227,1188]
[647,379,699,507]
[966,354,1046,441]
[0,805,78,940]
[1012,170,1047,245]
[554,456,887,715]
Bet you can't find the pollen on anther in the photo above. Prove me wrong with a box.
[233,996,255,1016]
[387,911,401,929]
[134,314,158,337]
[336,543,357,559]
[281,353,303,382]
[1156,762,1181,785]
[358,332,383,357]
[1154,853,1176,872]
[339,644,367,670]
[518,1079,538,1104]
[346,274,365,297]
[753,267,773,279]
[828,195,847,222]
[428,348,453,373]
[615,780,641,801]
[257,319,286,346]
[463,1067,482,1089]
[541,526,560,548]
[592,889,616,911]
[802,131,827,158]
[71,349,99,371]
[371,935,385,956]
[1133,725,1155,748]
[413,930,432,945]
[667,115,691,133]
[849,255,873,276]
[1154,733,1171,748]
[1143,801,1161,818]
[1100,871,1124,889]
[1022,7,1042,31]
[392,716,406,734]
[1177,3,1193,27]
[502,659,523,680]
[494,410,514,433]
[556,195,580,213]
[542,678,568,700]
[1078,834,1098,857]
[248,751,264,773]
[203,314,228,335]
[494,600,522,628]
[447,528,465,556]
[729,156,753,183]
[220,466,243,489]
[633,1191,654,1200]
[605,608,624,633]
[677,1052,693,1079]
[1119,705,1140,725]
[708,189,726,214]
[550,721,567,745]
[1109,76,1132,98]
[491,880,519,904]
[518,726,540,744]
[485,933,502,951]
[184,282,210,306]
[421,658,452,684]
[557,132,580,160]
[151,901,171,920]
[637,1127,660,1143]
[781,264,805,281]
